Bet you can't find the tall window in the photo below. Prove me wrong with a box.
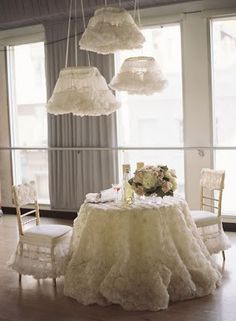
[7,42,49,203]
[211,17,236,214]
[115,24,184,195]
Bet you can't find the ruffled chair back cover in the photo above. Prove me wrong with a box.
[200,168,225,191]
[190,168,230,256]
[12,181,37,207]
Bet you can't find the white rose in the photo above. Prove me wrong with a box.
[169,169,177,177]
[170,178,177,191]
[143,172,158,189]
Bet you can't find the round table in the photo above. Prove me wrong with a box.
[64,196,221,311]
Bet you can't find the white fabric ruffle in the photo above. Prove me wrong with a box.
[12,181,37,206]
[197,224,231,254]
[79,7,145,54]
[47,66,120,116]
[200,168,225,190]
[8,234,72,279]
[64,197,221,311]
[109,56,167,95]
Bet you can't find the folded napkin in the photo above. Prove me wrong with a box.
[85,193,100,203]
[85,188,116,203]
[100,188,116,202]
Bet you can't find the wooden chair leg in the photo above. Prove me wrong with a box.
[222,250,225,261]
[18,242,23,284]
[51,246,57,287]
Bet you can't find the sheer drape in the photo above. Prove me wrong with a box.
[44,21,118,210]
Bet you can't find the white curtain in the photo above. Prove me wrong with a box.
[44,20,118,210]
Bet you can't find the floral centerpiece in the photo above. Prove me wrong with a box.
[128,165,177,197]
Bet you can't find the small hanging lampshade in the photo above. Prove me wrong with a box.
[79,6,145,54]
[109,56,167,95]
[47,66,120,116]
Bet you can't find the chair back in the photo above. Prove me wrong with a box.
[12,181,40,236]
[200,168,225,216]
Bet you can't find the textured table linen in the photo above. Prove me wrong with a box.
[64,197,221,311]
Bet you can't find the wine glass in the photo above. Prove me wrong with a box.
[112,183,121,203]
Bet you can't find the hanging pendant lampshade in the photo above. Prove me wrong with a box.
[109,56,167,95]
[47,66,120,116]
[79,6,145,54]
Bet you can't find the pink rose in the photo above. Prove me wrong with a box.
[161,181,172,193]
[135,186,145,196]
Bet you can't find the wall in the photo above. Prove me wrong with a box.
[0,1,236,213]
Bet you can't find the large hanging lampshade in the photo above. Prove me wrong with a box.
[46,0,120,116]
[79,6,145,54]
[109,56,167,95]
[47,66,120,116]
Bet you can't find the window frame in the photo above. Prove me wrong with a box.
[114,22,185,196]
[0,25,49,204]
[120,4,236,222]
[209,15,236,219]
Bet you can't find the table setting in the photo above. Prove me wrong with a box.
[64,163,223,311]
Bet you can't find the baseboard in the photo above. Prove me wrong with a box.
[223,222,236,232]
[1,206,77,220]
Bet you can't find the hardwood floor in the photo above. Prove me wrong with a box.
[0,214,235,321]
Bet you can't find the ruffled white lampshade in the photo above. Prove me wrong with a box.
[79,6,145,54]
[109,56,167,95]
[47,66,120,116]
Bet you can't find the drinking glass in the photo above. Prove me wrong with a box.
[112,184,121,203]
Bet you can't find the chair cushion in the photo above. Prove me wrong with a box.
[20,224,72,246]
[191,210,221,228]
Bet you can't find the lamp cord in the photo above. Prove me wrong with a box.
[80,0,91,66]
[65,0,73,68]
[133,0,141,26]
[133,0,137,22]
[74,0,78,67]
[137,0,141,27]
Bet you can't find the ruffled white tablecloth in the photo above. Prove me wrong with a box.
[64,197,221,311]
